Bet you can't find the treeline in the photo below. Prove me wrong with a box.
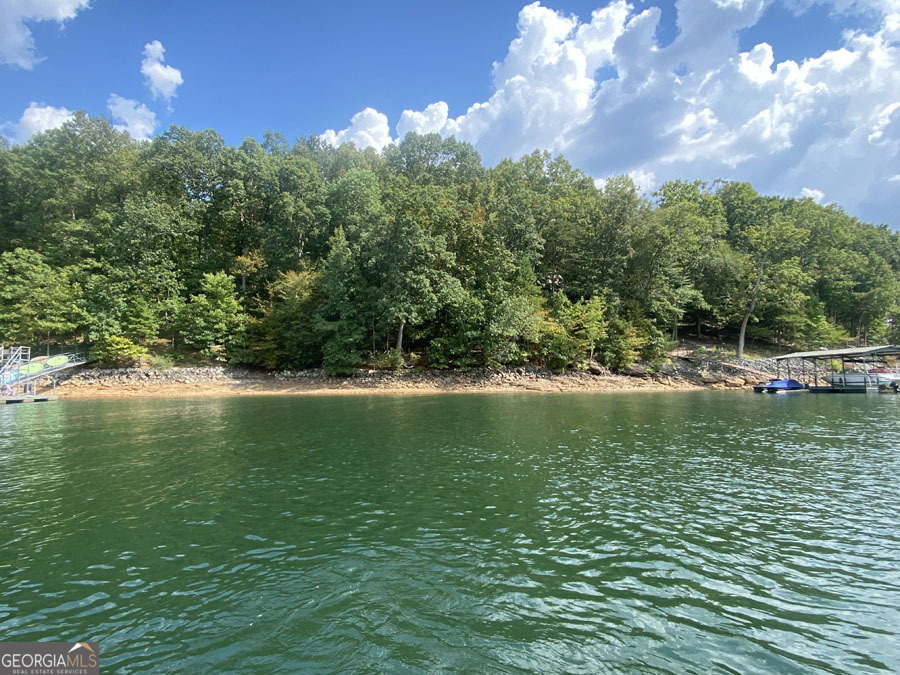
[1,112,898,372]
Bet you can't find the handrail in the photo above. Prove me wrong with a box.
[2,349,86,395]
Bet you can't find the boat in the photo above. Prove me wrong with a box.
[823,372,880,387]
[868,368,900,386]
[753,378,806,393]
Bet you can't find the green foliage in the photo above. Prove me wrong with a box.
[178,272,244,360]
[153,354,175,371]
[90,335,149,368]
[251,268,323,369]
[369,349,405,372]
[1,113,895,373]
[0,248,87,346]
[537,315,578,371]
[315,229,365,375]
[598,316,647,370]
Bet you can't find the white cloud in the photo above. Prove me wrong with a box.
[141,40,183,105]
[397,101,452,138]
[394,1,632,160]
[801,187,825,202]
[0,0,90,69]
[321,107,393,151]
[4,102,73,143]
[628,169,658,193]
[107,94,157,141]
[328,0,900,225]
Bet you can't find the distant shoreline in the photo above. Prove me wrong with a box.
[48,364,751,399]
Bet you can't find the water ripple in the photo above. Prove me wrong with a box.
[1,393,899,672]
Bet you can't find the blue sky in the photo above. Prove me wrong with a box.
[2,0,898,227]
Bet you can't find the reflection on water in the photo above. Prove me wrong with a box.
[1,392,899,673]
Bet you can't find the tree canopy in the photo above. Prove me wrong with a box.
[1,117,897,373]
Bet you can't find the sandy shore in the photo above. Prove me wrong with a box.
[50,368,715,399]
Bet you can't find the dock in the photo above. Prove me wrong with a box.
[2,394,58,404]
[2,345,85,404]
[773,345,900,394]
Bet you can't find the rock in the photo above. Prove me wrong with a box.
[658,363,677,376]
[622,363,648,377]
[701,373,725,384]
[588,362,607,376]
[724,377,747,388]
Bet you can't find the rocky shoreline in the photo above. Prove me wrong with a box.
[48,356,779,399]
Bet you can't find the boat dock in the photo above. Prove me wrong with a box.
[2,345,85,404]
[773,345,900,394]
[2,394,58,404]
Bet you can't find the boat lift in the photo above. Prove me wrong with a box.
[1,345,86,403]
[772,345,900,394]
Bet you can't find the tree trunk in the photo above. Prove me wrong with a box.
[697,313,702,340]
[737,254,768,360]
[396,321,405,352]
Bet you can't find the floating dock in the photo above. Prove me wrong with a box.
[2,394,58,404]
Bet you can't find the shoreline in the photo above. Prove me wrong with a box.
[45,363,757,399]
[49,379,706,399]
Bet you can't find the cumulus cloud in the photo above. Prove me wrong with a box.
[394,1,632,159]
[0,0,90,69]
[3,102,73,143]
[801,187,825,202]
[628,168,658,193]
[107,94,157,141]
[328,0,900,225]
[141,40,183,105]
[321,107,393,151]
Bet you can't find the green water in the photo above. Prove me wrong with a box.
[1,392,899,673]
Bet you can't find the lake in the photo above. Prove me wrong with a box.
[1,392,898,673]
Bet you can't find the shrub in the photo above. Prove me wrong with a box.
[153,354,175,371]
[91,335,149,368]
[369,348,405,372]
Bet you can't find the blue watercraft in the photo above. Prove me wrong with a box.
[753,378,806,393]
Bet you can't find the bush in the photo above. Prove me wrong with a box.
[597,317,646,370]
[153,354,175,370]
[91,335,149,368]
[321,330,363,375]
[369,348,405,372]
[538,318,577,372]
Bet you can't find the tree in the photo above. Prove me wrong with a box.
[314,229,366,374]
[0,249,86,347]
[178,272,244,359]
[251,268,323,369]
[361,187,463,352]
[719,183,808,359]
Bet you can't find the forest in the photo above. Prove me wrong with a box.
[1,112,898,373]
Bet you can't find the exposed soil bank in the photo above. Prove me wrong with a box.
[49,358,765,399]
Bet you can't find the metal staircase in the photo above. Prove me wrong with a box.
[1,346,86,398]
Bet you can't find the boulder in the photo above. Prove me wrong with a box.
[658,362,677,376]
[622,363,649,377]
[588,362,608,376]
[701,373,725,384]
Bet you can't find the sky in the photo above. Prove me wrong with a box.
[1,0,898,227]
